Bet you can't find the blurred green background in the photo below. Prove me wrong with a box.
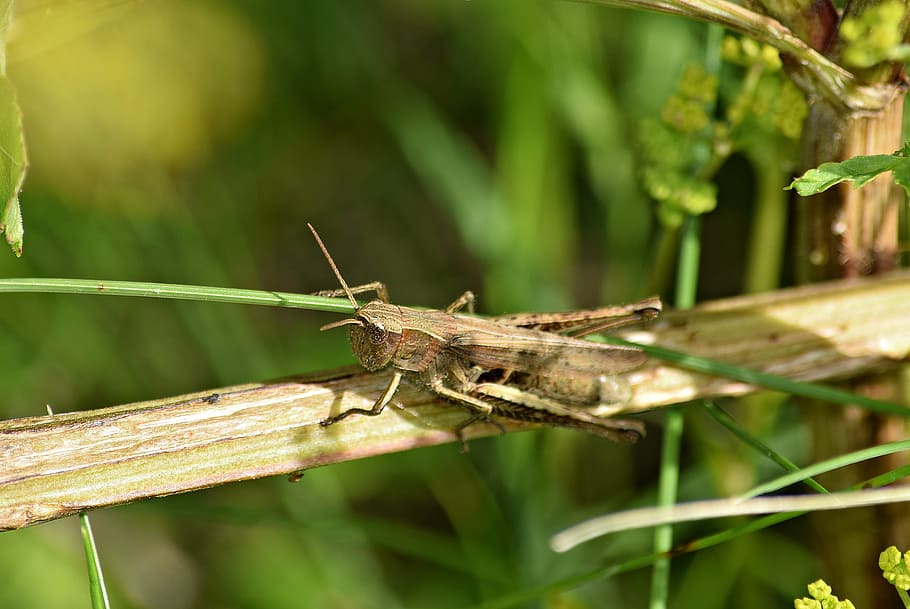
[0,1,817,608]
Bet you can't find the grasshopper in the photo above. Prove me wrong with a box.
[308,224,660,444]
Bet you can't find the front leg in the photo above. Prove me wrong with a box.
[320,371,403,426]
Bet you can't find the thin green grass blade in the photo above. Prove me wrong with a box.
[740,438,910,499]
[79,513,111,609]
[866,463,910,488]
[0,277,355,313]
[699,400,829,494]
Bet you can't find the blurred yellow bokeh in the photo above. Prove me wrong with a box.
[8,0,264,205]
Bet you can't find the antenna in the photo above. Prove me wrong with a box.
[307,223,358,309]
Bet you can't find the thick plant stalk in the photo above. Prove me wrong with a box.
[771,2,910,603]
[1,272,908,531]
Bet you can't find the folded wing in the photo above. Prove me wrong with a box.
[448,324,646,378]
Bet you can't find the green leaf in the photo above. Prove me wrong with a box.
[0,1,26,257]
[787,153,906,196]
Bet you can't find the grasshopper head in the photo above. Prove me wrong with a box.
[348,301,403,371]
[308,224,403,371]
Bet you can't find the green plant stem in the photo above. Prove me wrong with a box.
[646,224,680,295]
[647,9,720,598]
[650,213,701,609]
[0,277,355,313]
[744,147,788,292]
[649,406,684,609]
[674,216,702,310]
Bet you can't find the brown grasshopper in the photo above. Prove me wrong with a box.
[308,224,660,444]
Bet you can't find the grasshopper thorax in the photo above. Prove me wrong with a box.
[349,301,403,371]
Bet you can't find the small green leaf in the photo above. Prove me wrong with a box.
[0,0,26,257]
[0,75,26,256]
[787,154,906,196]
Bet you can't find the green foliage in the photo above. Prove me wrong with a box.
[639,36,805,228]
[662,65,717,132]
[787,142,910,196]
[720,36,806,141]
[840,1,910,68]
[638,64,718,227]
[642,162,717,226]
[793,579,856,609]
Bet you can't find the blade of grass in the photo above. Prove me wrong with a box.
[740,438,910,499]
[0,277,355,313]
[79,513,110,609]
[699,400,829,494]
